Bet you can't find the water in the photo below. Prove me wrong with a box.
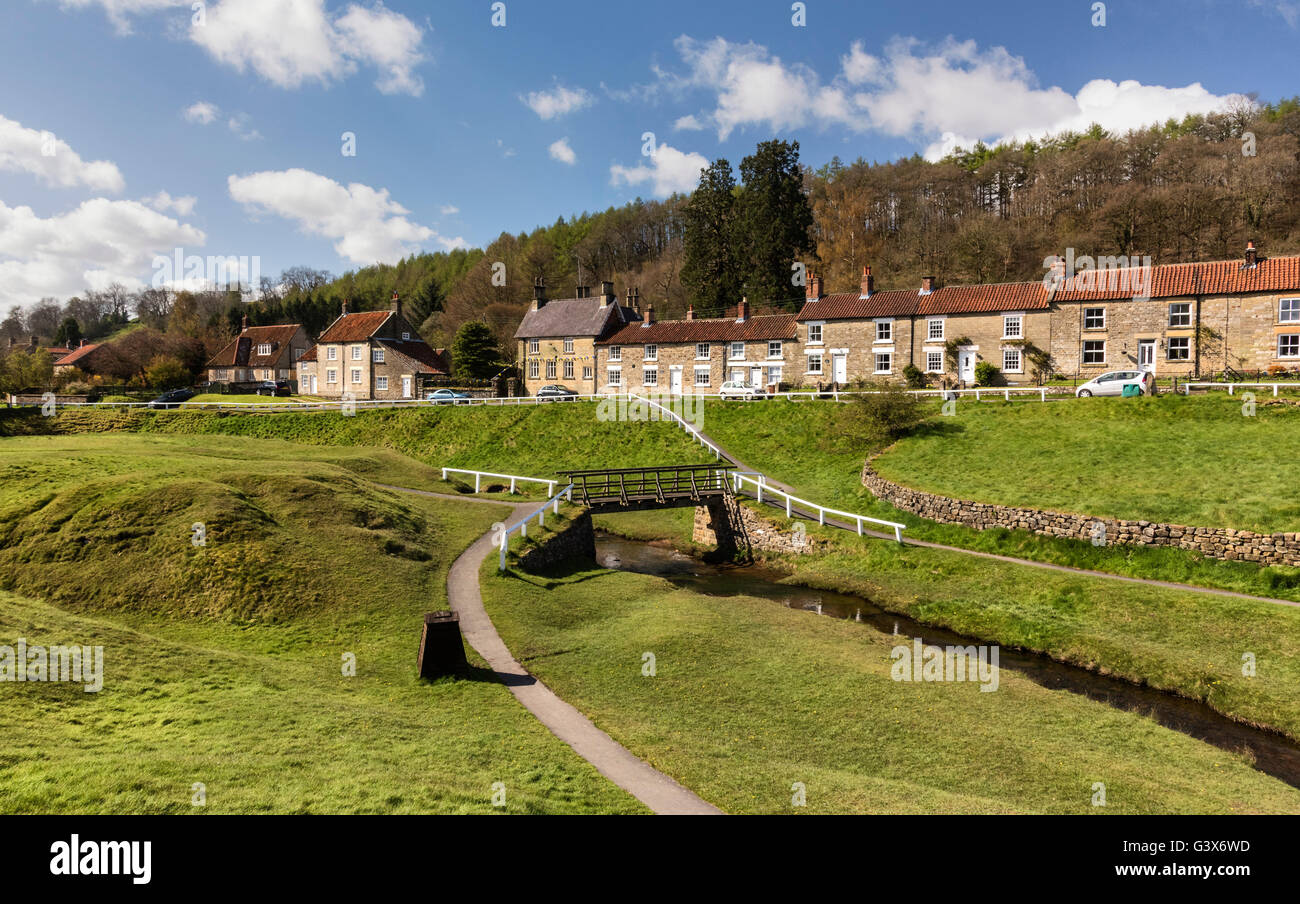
[594,531,1300,791]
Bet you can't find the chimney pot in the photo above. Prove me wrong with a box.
[641,303,655,326]
[532,277,547,310]
[341,299,349,316]
[860,266,874,298]
[920,275,935,294]
[391,290,402,316]
[806,270,823,301]
[1245,240,1258,267]
[241,313,248,331]
[736,297,749,322]
[685,305,695,321]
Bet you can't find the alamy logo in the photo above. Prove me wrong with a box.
[891,638,1000,692]
[49,835,151,884]
[0,639,102,692]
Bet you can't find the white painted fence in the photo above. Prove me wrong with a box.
[627,393,727,460]
[498,483,575,570]
[441,467,557,495]
[730,471,906,543]
[1181,382,1300,397]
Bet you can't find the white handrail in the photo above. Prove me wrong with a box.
[628,393,728,461]
[731,472,906,543]
[1181,381,1297,397]
[498,483,575,570]
[441,467,556,495]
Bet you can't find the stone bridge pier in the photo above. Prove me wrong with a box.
[692,495,753,562]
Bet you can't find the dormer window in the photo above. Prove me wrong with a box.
[257,343,272,356]
[402,331,410,340]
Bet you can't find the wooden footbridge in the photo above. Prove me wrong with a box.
[557,464,733,513]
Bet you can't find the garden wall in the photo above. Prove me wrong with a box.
[861,460,1300,567]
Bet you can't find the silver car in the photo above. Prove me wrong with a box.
[1075,370,1156,397]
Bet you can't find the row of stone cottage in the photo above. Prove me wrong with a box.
[514,243,1300,395]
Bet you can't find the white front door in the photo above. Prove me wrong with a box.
[309,375,316,394]
[958,350,976,383]
[401,376,412,398]
[751,366,763,387]
[1138,340,1156,374]
[832,354,847,383]
[669,366,683,395]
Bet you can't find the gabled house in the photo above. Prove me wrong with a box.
[205,318,311,387]
[303,294,449,400]
[52,340,112,378]
[513,279,642,395]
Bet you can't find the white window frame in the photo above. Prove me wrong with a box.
[351,345,362,361]
[376,376,388,391]
[806,322,823,345]
[528,339,539,354]
[372,347,384,363]
[1167,336,1191,361]
[693,365,711,387]
[528,359,539,379]
[806,353,823,375]
[582,365,592,380]
[927,318,945,341]
[695,342,711,360]
[545,360,556,379]
[257,343,272,356]
[643,366,658,387]
[1278,334,1300,359]
[873,352,892,374]
[563,359,574,379]
[1002,347,1022,373]
[606,366,622,386]
[644,344,658,361]
[926,351,943,374]
[875,320,892,342]
[1168,302,1192,328]
[1002,314,1023,339]
[608,345,622,361]
[402,331,410,340]
[767,340,783,359]
[1082,340,1106,365]
[326,368,337,384]
[729,341,745,360]
[563,337,574,353]
[1084,307,1106,330]
[327,346,337,361]
[350,368,362,384]
[764,365,782,386]
[1280,298,1300,323]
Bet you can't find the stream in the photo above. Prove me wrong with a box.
[594,531,1300,791]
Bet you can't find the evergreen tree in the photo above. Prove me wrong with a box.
[680,158,742,317]
[54,316,82,347]
[450,320,501,379]
[736,140,815,309]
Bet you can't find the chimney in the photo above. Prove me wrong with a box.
[625,287,641,318]
[391,290,402,316]
[860,266,874,299]
[80,338,87,347]
[920,276,936,295]
[532,277,547,311]
[241,313,248,331]
[1050,256,1067,286]
[1245,240,1258,267]
[806,270,823,300]
[600,280,615,307]
[641,303,655,327]
[575,284,589,299]
[736,297,749,322]
[341,299,349,316]
[685,305,695,321]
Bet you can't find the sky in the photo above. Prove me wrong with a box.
[1,0,1298,308]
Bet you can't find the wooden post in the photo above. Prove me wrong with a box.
[417,611,468,678]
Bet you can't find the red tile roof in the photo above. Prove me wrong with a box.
[796,290,919,321]
[206,324,303,368]
[298,344,318,362]
[317,310,393,343]
[597,313,797,345]
[920,281,1050,314]
[53,343,101,367]
[1052,255,1300,301]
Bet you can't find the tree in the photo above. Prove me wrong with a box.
[680,158,742,317]
[450,320,501,380]
[144,355,192,389]
[0,348,53,396]
[736,140,815,309]
[54,316,82,348]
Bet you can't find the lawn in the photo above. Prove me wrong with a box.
[481,544,1300,814]
[0,434,643,814]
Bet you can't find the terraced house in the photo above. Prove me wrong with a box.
[514,279,641,395]
[299,295,449,400]
[594,298,796,393]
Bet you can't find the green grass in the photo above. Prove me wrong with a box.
[700,397,1300,601]
[0,433,643,813]
[481,547,1300,814]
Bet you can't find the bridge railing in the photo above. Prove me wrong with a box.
[561,464,732,506]
[627,393,728,461]
[730,471,907,543]
[498,483,575,570]
[441,467,557,495]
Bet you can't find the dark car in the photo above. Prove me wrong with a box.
[149,388,195,409]
[254,380,292,397]
[535,384,579,401]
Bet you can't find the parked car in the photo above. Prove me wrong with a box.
[1075,370,1157,397]
[426,388,471,405]
[535,384,579,401]
[254,380,292,397]
[148,387,195,409]
[718,380,767,401]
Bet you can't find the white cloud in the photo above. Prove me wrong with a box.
[673,114,704,131]
[521,84,593,119]
[182,101,220,124]
[49,0,187,36]
[610,143,709,198]
[226,112,262,141]
[0,197,205,305]
[143,190,197,216]
[548,137,576,165]
[439,204,459,215]
[0,114,125,193]
[227,168,464,266]
[186,0,425,94]
[663,34,1244,159]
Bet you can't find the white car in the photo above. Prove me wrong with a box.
[718,380,767,401]
[1075,370,1156,397]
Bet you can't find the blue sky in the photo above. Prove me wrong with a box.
[1,0,1297,307]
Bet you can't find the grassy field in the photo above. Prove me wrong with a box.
[481,543,1300,814]
[0,434,642,813]
[700,397,1300,601]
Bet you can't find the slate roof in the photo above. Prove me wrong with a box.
[598,313,797,345]
[513,297,641,339]
[206,324,302,368]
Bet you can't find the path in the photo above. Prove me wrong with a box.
[385,484,723,815]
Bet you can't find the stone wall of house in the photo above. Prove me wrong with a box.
[861,460,1300,567]
[597,337,796,394]
[520,336,599,395]
[517,512,597,572]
